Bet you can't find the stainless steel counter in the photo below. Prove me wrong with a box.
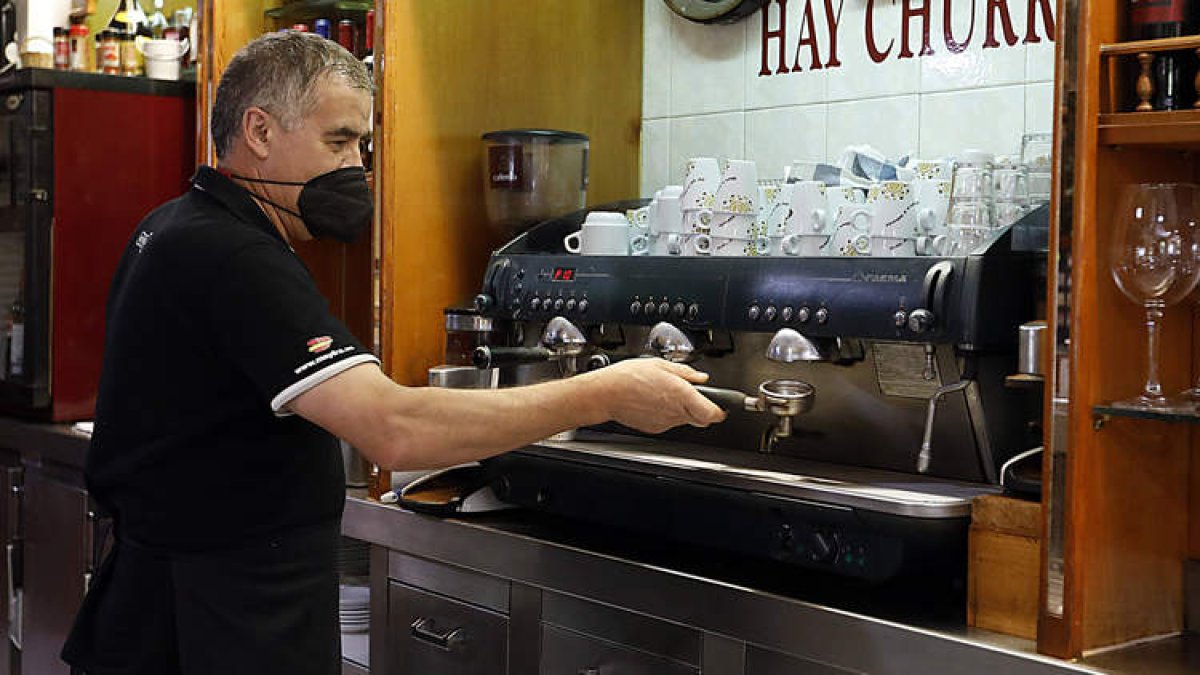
[345,493,1157,675]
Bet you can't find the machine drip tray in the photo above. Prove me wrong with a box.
[528,430,996,519]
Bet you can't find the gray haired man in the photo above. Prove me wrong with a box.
[62,31,722,675]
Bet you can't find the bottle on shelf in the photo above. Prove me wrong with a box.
[313,18,331,40]
[362,9,374,73]
[1129,0,1197,110]
[337,19,355,54]
[107,0,153,39]
[147,0,169,39]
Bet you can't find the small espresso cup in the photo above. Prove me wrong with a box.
[713,159,759,214]
[785,181,828,237]
[680,233,712,256]
[653,185,686,234]
[914,178,951,235]
[710,212,761,240]
[710,235,769,258]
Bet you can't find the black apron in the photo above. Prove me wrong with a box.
[62,519,341,675]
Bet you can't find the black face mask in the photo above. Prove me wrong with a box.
[230,167,373,243]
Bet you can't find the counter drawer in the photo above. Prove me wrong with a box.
[387,582,508,675]
[540,624,698,675]
[746,645,858,675]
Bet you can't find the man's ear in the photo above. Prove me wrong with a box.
[241,106,273,161]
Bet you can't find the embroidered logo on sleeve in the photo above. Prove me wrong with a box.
[307,336,333,353]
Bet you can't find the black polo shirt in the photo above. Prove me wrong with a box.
[85,166,379,552]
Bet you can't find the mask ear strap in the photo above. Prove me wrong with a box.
[244,190,304,220]
[227,172,306,187]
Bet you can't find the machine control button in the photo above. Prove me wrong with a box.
[658,301,671,317]
[687,303,700,321]
[781,306,794,322]
[808,531,838,564]
[565,298,577,312]
[747,305,762,322]
[893,310,908,328]
[529,297,541,311]
[907,308,935,333]
[796,306,811,323]
[764,305,778,322]
[672,302,686,319]
[553,298,565,312]
[578,299,589,314]
[644,301,658,317]
[815,307,829,325]
[630,300,642,316]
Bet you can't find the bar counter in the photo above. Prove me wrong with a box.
[0,419,1193,673]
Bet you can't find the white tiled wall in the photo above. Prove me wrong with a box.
[640,0,1057,196]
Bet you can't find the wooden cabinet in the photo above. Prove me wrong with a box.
[1039,0,1200,658]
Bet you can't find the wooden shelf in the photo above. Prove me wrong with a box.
[1098,109,1200,147]
[1100,35,1200,57]
[1092,404,1200,427]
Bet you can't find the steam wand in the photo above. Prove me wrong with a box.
[916,345,975,473]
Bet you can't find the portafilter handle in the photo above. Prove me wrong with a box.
[472,345,553,370]
[693,385,762,413]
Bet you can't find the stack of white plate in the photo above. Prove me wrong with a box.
[339,584,369,634]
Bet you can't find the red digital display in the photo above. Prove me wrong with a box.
[552,267,575,282]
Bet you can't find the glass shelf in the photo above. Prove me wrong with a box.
[266,0,372,23]
[1092,404,1200,428]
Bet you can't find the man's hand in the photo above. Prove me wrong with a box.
[576,358,726,433]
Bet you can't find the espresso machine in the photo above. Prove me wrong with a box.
[470,205,1043,588]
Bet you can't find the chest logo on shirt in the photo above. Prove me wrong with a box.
[135,230,153,253]
[307,336,333,353]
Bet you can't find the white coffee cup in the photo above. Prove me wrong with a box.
[782,232,833,256]
[710,213,761,240]
[870,235,917,257]
[785,181,829,237]
[681,158,720,211]
[650,232,684,256]
[867,181,919,238]
[709,235,769,257]
[759,183,794,239]
[681,233,712,256]
[917,233,954,256]
[914,178,951,235]
[653,185,685,234]
[911,158,952,180]
[564,211,640,255]
[140,37,190,81]
[713,159,759,214]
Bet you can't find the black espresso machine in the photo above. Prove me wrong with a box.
[470,202,1044,590]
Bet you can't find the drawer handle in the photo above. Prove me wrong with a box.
[410,617,467,652]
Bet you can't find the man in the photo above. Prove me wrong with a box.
[62,31,723,675]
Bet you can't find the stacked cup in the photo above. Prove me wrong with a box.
[826,185,872,257]
[679,158,719,256]
[759,182,795,256]
[1021,132,1053,208]
[865,181,921,256]
[708,159,768,257]
[993,157,1030,227]
[780,181,832,256]
[648,186,687,255]
[947,150,996,255]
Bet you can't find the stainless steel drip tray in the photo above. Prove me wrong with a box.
[526,431,997,519]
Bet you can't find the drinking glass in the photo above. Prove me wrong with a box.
[1180,199,1200,404]
[1109,183,1200,410]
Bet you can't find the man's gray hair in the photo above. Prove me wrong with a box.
[211,31,373,159]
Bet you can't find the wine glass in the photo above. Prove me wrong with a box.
[1109,183,1200,411]
[1180,196,1200,405]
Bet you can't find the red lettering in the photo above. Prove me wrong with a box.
[1024,0,1055,43]
[942,0,975,53]
[760,0,791,76]
[824,0,843,67]
[866,0,894,63]
[792,0,824,71]
[983,0,1018,48]
[900,0,935,58]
